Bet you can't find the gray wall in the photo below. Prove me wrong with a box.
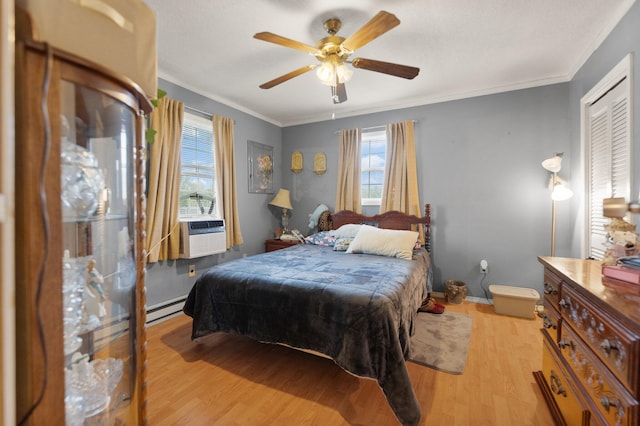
[282,85,571,299]
[146,1,640,307]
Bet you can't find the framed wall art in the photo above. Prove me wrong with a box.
[248,140,274,193]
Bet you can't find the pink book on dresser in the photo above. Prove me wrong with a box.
[602,265,640,284]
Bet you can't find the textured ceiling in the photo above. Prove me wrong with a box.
[146,0,636,126]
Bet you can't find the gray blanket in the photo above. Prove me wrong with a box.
[183,244,431,425]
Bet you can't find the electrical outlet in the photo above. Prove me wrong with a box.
[188,264,196,277]
[480,259,488,274]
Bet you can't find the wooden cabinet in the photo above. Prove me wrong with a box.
[535,257,640,426]
[265,239,301,252]
[15,20,152,426]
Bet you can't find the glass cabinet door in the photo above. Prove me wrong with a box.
[16,32,150,425]
[59,79,139,425]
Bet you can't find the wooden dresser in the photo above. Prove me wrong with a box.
[535,257,640,425]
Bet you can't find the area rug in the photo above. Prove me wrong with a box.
[409,311,473,375]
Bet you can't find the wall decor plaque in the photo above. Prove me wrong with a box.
[291,151,303,173]
[314,152,327,175]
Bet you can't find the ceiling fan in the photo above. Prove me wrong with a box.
[254,10,420,104]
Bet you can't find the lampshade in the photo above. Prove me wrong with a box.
[551,183,573,201]
[316,63,334,85]
[548,173,573,201]
[269,189,293,210]
[316,62,353,86]
[603,197,628,218]
[335,64,353,83]
[542,155,563,173]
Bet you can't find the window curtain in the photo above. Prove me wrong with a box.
[381,120,424,240]
[146,97,184,262]
[213,115,244,248]
[335,128,362,213]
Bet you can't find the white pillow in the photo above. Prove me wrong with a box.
[330,223,363,238]
[346,225,419,260]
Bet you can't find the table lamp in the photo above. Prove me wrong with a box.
[269,188,293,234]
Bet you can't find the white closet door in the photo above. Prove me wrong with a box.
[587,78,630,259]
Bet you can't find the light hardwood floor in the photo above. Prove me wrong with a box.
[146,299,554,425]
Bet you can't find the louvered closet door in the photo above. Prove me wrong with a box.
[587,78,630,259]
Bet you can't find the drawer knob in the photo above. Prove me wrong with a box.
[550,371,567,397]
[542,314,557,329]
[543,282,558,295]
[558,299,569,310]
[600,338,619,354]
[600,395,620,412]
[558,339,574,350]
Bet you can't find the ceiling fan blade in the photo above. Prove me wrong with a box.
[331,82,347,104]
[254,32,321,55]
[341,11,400,53]
[259,64,318,89]
[352,58,419,79]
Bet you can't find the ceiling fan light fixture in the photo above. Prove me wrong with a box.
[336,64,353,83]
[316,62,335,85]
[316,62,353,86]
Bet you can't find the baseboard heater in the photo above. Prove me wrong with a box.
[146,296,187,325]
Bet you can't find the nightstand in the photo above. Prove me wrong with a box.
[265,239,301,252]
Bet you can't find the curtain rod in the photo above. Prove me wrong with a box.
[334,120,417,135]
[184,105,236,123]
[184,105,213,119]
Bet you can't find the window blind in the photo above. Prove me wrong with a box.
[587,79,630,259]
[179,112,217,217]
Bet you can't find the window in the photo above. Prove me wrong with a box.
[361,129,386,206]
[179,112,220,218]
[583,55,632,259]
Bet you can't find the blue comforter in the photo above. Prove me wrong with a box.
[183,244,431,425]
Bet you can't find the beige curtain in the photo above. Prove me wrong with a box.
[146,97,184,262]
[214,115,244,248]
[335,128,362,213]
[381,120,424,240]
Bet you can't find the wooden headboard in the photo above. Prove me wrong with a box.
[329,204,432,252]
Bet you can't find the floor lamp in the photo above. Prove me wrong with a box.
[542,154,573,256]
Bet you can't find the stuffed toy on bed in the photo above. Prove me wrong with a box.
[308,204,330,229]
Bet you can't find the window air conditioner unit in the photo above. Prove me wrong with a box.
[179,218,226,259]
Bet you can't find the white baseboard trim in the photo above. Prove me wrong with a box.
[146,296,187,326]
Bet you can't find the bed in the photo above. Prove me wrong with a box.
[183,206,433,425]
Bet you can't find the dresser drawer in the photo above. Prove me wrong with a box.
[544,268,562,308]
[542,332,592,425]
[560,284,640,397]
[560,323,639,426]
[542,300,562,343]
